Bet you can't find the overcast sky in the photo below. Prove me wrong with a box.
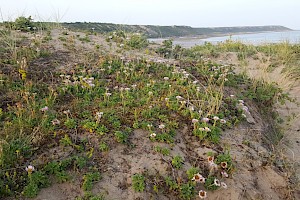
[1,0,299,29]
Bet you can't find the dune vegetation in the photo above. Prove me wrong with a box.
[0,17,299,200]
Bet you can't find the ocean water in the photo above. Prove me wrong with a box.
[203,30,300,44]
[149,30,300,48]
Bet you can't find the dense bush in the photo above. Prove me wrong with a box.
[5,16,35,32]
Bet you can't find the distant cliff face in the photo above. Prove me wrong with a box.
[62,22,292,38]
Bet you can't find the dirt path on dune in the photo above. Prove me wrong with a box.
[219,53,300,198]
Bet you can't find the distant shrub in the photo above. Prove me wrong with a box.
[156,39,173,58]
[12,16,34,32]
[125,33,148,49]
[106,31,148,49]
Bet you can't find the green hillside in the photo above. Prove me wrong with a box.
[62,22,292,38]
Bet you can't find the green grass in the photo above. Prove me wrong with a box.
[132,174,145,192]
